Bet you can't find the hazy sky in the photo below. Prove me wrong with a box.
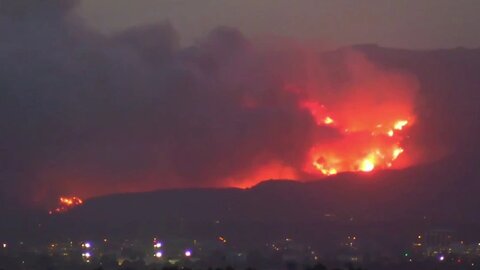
[78,0,480,49]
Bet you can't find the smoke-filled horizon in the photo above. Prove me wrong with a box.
[78,0,480,50]
[0,0,427,206]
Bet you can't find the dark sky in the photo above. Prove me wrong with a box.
[78,0,480,49]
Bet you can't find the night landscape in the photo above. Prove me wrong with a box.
[1,1,480,270]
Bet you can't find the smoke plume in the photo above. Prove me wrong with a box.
[0,0,419,205]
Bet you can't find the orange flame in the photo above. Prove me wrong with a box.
[301,99,412,176]
[360,158,375,172]
[49,196,83,215]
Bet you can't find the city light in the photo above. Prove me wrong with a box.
[154,242,162,248]
[218,236,227,243]
[2,243,6,248]
[82,242,91,249]
[82,252,91,258]
[185,250,192,257]
[439,255,445,261]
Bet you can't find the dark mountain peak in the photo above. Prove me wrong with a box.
[250,179,303,190]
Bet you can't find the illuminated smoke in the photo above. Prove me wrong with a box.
[0,0,420,204]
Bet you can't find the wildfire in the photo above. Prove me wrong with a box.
[394,120,409,130]
[392,147,404,160]
[324,116,334,125]
[300,99,412,176]
[49,196,83,215]
[360,158,375,172]
[300,101,335,126]
[313,159,338,175]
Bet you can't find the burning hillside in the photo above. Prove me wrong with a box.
[49,197,83,215]
[300,100,411,175]
[0,0,421,203]
[225,51,418,185]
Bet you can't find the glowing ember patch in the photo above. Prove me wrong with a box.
[324,117,334,125]
[49,196,83,215]
[392,147,404,160]
[360,159,375,172]
[394,120,408,130]
[304,112,413,175]
[326,168,338,175]
[312,155,336,174]
[313,160,338,175]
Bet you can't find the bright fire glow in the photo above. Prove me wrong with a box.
[392,147,404,160]
[34,52,418,197]
[301,99,412,176]
[394,120,408,130]
[324,116,334,125]
[313,160,338,175]
[360,158,375,172]
[49,196,83,214]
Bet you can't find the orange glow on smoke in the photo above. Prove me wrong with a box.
[49,196,83,215]
[31,52,419,200]
[300,101,336,126]
[222,161,298,189]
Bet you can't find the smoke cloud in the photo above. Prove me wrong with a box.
[0,0,419,205]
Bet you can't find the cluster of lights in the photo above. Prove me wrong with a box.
[346,235,357,247]
[154,249,192,258]
[152,239,192,259]
[82,252,91,259]
[153,241,164,258]
[81,242,92,262]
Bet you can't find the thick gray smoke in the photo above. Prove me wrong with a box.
[0,0,325,204]
[0,0,421,205]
